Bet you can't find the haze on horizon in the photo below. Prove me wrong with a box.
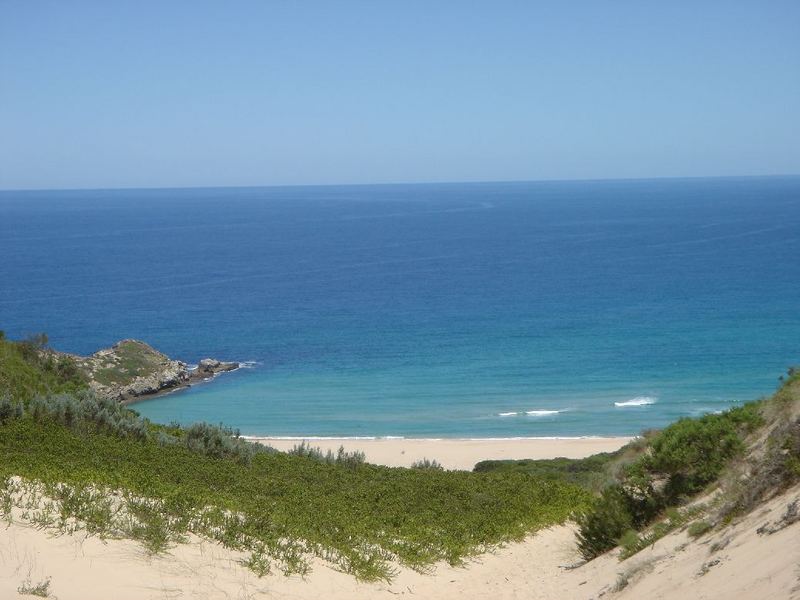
[1,1,799,191]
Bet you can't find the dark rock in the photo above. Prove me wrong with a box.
[195,358,239,377]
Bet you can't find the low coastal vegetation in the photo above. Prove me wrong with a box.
[0,334,588,581]
[474,445,640,492]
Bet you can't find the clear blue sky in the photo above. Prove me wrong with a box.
[1,1,798,190]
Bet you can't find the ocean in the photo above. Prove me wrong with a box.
[1,177,798,437]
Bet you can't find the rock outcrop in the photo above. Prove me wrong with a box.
[69,339,239,403]
[196,358,239,377]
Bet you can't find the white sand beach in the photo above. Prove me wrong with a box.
[247,436,633,470]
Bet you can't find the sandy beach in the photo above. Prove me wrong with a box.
[247,436,633,470]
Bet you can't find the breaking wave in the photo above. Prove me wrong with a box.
[525,409,563,417]
[614,396,657,408]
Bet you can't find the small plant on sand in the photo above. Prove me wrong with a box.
[243,546,272,577]
[687,520,712,538]
[123,496,186,554]
[17,577,51,597]
[611,572,629,592]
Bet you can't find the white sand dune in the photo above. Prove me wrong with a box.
[2,483,798,599]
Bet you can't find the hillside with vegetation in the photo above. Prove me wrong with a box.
[0,332,88,402]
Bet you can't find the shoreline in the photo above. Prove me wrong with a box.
[248,435,633,470]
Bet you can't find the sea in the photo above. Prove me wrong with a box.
[1,177,799,438]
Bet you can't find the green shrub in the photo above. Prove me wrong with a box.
[0,393,23,424]
[617,529,640,556]
[575,485,633,560]
[28,392,149,441]
[411,458,443,471]
[288,441,366,469]
[642,406,761,502]
[183,422,266,464]
[687,520,712,538]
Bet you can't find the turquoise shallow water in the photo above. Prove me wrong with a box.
[1,177,799,437]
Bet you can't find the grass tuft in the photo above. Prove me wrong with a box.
[17,577,51,597]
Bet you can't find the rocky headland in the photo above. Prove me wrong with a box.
[67,339,238,403]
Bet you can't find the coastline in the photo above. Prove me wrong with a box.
[247,435,633,470]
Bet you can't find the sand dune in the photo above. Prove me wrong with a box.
[3,483,799,599]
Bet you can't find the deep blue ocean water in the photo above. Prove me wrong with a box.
[1,177,799,437]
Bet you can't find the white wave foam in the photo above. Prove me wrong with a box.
[525,409,562,417]
[614,396,657,407]
[498,411,518,417]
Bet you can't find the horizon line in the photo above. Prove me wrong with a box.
[2,172,799,195]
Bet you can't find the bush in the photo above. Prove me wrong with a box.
[575,485,633,560]
[28,392,149,441]
[289,442,366,469]
[411,458,443,471]
[22,392,270,461]
[184,422,264,464]
[0,393,23,424]
[642,406,760,502]
[617,529,640,557]
[687,520,712,538]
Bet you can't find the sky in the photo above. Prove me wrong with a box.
[1,1,799,190]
